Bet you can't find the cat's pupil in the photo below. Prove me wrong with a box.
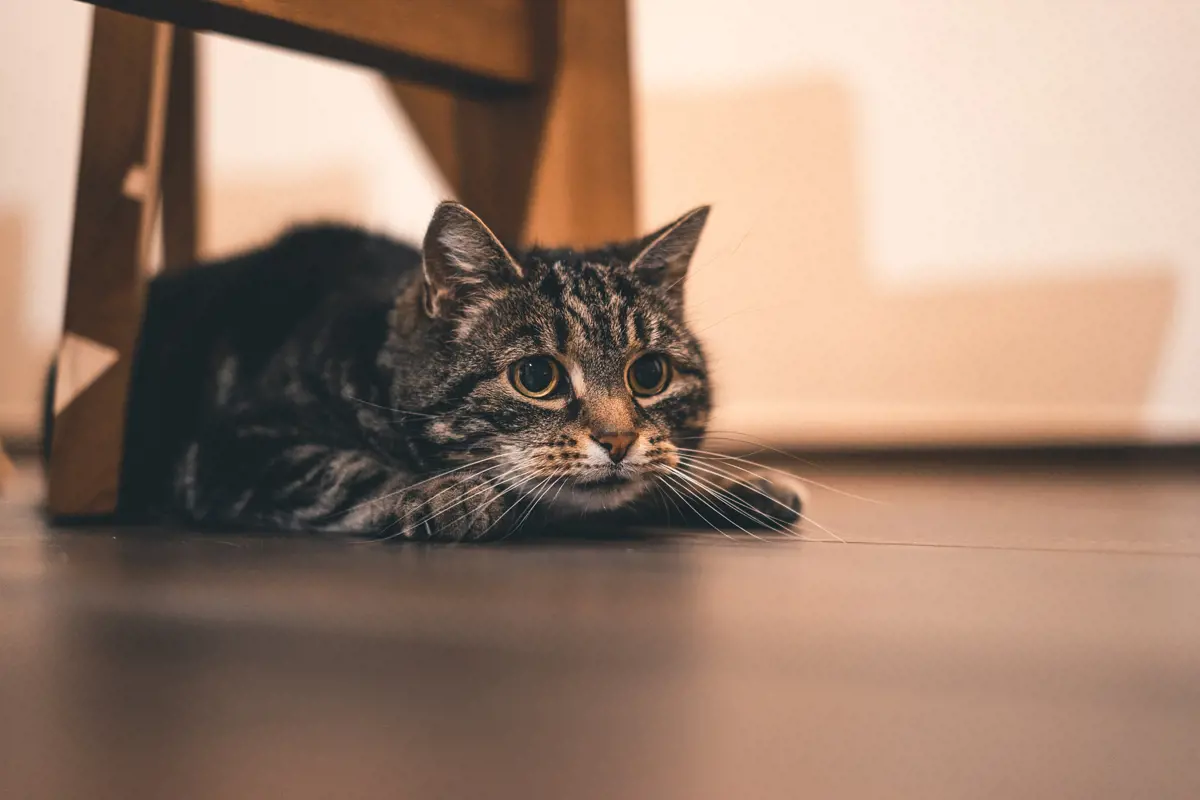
[519,358,556,393]
[632,356,664,391]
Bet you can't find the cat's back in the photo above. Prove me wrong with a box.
[135,221,423,417]
[117,224,421,514]
[145,224,419,352]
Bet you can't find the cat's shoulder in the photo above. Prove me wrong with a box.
[272,221,408,257]
[151,222,421,295]
[268,222,421,274]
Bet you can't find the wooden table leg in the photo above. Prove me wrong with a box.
[48,8,174,517]
[389,0,637,247]
[162,26,199,270]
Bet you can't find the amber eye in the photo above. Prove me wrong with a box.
[509,356,561,398]
[627,353,671,397]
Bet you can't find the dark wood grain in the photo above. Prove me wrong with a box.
[161,26,199,269]
[214,0,535,82]
[391,0,637,247]
[86,0,537,95]
[48,9,170,516]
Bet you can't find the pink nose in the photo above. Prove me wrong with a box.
[591,431,637,464]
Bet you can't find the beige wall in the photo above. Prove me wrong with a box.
[3,1,1199,444]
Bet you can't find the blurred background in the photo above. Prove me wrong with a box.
[3,0,1198,448]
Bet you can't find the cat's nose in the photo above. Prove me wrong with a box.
[591,431,637,464]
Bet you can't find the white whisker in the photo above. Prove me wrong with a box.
[509,470,566,537]
[676,446,885,505]
[473,472,548,541]
[667,469,770,542]
[656,472,737,542]
[653,482,687,528]
[374,462,529,542]
[338,454,508,522]
[346,394,442,420]
[444,468,542,541]
[674,466,800,539]
[677,456,847,544]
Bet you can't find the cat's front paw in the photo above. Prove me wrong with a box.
[722,474,804,529]
[390,475,511,542]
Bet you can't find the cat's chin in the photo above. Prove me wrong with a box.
[549,476,648,514]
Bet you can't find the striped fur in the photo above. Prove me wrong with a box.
[89,202,800,540]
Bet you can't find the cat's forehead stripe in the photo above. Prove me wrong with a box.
[550,260,634,351]
[476,256,697,372]
[552,314,570,353]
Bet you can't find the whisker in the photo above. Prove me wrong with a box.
[655,474,730,540]
[677,224,755,291]
[677,466,838,544]
[507,473,556,533]
[476,471,550,541]
[666,469,770,542]
[694,306,766,335]
[547,473,570,506]
[674,432,824,469]
[337,455,509,522]
[798,516,845,544]
[653,482,687,528]
[677,456,848,544]
[677,457,804,520]
[655,473,738,542]
[511,470,566,536]
[407,462,516,517]
[346,395,442,421]
[493,470,562,543]
[675,446,886,505]
[374,462,529,542]
[674,467,800,539]
[444,468,543,541]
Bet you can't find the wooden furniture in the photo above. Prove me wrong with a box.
[48,0,637,517]
[0,441,14,496]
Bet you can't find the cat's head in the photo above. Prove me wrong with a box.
[405,201,711,513]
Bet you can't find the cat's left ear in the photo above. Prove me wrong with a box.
[628,206,710,293]
[421,201,523,317]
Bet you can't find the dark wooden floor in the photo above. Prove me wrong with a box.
[2,455,1199,799]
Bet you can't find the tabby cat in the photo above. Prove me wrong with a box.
[52,202,802,540]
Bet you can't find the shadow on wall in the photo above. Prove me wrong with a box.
[641,79,1177,444]
[0,212,49,438]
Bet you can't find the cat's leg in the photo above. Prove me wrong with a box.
[175,430,515,540]
[381,472,517,542]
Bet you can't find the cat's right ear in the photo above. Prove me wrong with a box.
[421,201,523,317]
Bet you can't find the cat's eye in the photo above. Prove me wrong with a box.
[627,353,671,397]
[509,356,561,399]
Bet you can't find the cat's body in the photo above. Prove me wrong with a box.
[47,203,801,540]
[119,224,421,528]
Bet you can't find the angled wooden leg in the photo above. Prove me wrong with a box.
[48,8,174,517]
[162,26,199,270]
[388,0,636,247]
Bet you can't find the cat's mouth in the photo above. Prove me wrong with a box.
[549,470,647,512]
[572,473,634,489]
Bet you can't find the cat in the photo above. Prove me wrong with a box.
[46,202,802,540]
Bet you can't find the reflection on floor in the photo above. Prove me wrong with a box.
[2,454,1199,799]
